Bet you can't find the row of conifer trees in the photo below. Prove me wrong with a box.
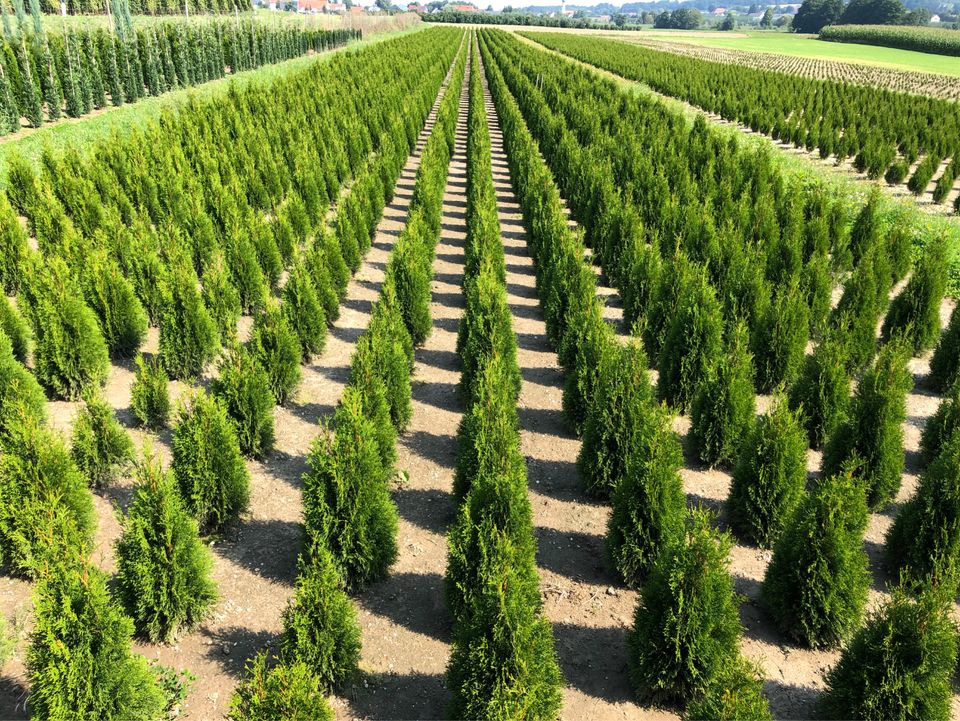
[228,31,469,719]
[483,27,960,719]
[0,0,357,133]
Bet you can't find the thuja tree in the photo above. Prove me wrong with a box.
[628,509,743,705]
[690,323,756,468]
[83,252,148,358]
[345,338,397,476]
[577,339,654,499]
[202,258,242,344]
[171,391,250,534]
[279,547,361,691]
[365,291,413,432]
[130,354,170,430]
[386,209,433,347]
[212,345,276,459]
[70,395,134,488]
[229,652,333,721]
[929,304,960,393]
[881,237,949,354]
[685,655,773,721]
[751,279,809,393]
[115,451,216,642]
[788,333,851,449]
[885,433,960,592]
[248,304,302,406]
[27,559,165,721]
[727,397,807,548]
[0,191,29,295]
[920,385,960,468]
[282,258,327,362]
[305,233,343,324]
[607,411,686,588]
[820,587,958,721]
[761,467,870,648]
[302,386,398,589]
[821,340,911,510]
[159,264,219,380]
[0,331,46,433]
[0,295,30,364]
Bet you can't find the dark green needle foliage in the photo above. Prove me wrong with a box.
[346,337,397,473]
[761,466,870,648]
[684,655,773,721]
[159,265,219,380]
[821,340,911,510]
[0,331,46,433]
[727,397,807,549]
[820,587,958,721]
[690,324,756,468]
[919,384,960,468]
[365,292,413,432]
[202,259,242,344]
[885,433,960,592]
[83,252,148,358]
[788,334,851,449]
[386,209,433,347]
[282,258,327,362]
[305,236,342,324]
[130,354,170,430]
[628,509,743,705]
[0,296,30,364]
[751,280,809,393]
[607,410,686,588]
[115,451,216,642]
[302,387,398,589]
[929,303,960,394]
[881,237,949,354]
[229,652,333,721]
[27,559,165,721]
[171,391,250,534]
[212,345,276,459]
[70,395,134,487]
[249,304,302,406]
[279,547,361,691]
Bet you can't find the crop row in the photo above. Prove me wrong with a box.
[0,16,357,132]
[820,23,960,58]
[522,31,960,209]
[0,27,464,719]
[482,27,960,717]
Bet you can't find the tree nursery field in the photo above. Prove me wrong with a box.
[1,16,960,721]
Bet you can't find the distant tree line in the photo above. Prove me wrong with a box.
[794,0,952,32]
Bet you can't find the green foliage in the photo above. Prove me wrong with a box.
[690,325,756,468]
[27,560,165,721]
[159,265,219,381]
[386,209,433,347]
[820,587,958,721]
[727,397,807,548]
[920,384,960,468]
[279,547,361,691]
[881,238,949,354]
[628,510,743,705]
[115,451,216,642]
[130,354,170,430]
[821,340,911,510]
[70,395,134,488]
[229,652,334,721]
[212,345,276,459]
[928,303,960,394]
[346,336,397,473]
[202,259,242,344]
[305,234,342,323]
[249,304,302,406]
[171,391,250,534]
[0,612,13,668]
[0,296,30,364]
[761,467,870,648]
[684,655,773,721]
[0,330,46,433]
[283,258,327,362]
[83,252,148,358]
[788,334,851,449]
[365,292,414,432]
[751,280,809,393]
[302,387,398,588]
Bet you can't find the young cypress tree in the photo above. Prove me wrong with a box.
[302,386,398,589]
[920,384,960,468]
[70,395,134,488]
[385,209,432,347]
[320,227,350,300]
[929,304,960,394]
[279,547,361,690]
[229,652,333,721]
[159,265,219,381]
[211,345,276,459]
[202,259,242,344]
[727,397,807,549]
[130,354,170,430]
[690,324,756,468]
[628,510,743,705]
[282,258,326,362]
[248,304,301,407]
[684,655,773,721]
[27,560,165,721]
[0,295,30,364]
[0,191,29,295]
[305,236,341,323]
[171,391,250,534]
[849,187,881,265]
[115,450,217,642]
[0,330,45,435]
[788,333,851,449]
[881,237,949,354]
[346,337,397,473]
[821,340,911,510]
[82,252,148,358]
[820,587,957,721]
[365,291,413,432]
[225,231,269,315]
[761,467,870,648]
[607,412,686,588]
[751,280,809,393]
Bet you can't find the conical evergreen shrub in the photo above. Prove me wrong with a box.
[115,450,216,642]
[365,292,413,431]
[881,237,948,354]
[302,386,398,588]
[202,259,242,344]
[761,466,870,648]
[346,337,397,473]
[229,652,333,721]
[628,509,743,705]
[0,296,30,364]
[727,397,807,548]
[821,340,911,510]
[27,558,165,721]
[751,280,809,393]
[386,210,432,347]
[820,586,957,721]
[83,252,148,358]
[248,304,302,406]
[684,655,773,721]
[159,265,219,380]
[788,334,851,449]
[578,340,655,499]
[171,390,250,534]
[607,410,686,587]
[690,324,756,468]
[131,354,170,430]
[0,191,29,295]
[920,384,960,468]
[0,331,45,432]
[928,303,960,394]
[305,236,341,323]
[279,547,361,690]
[212,345,276,459]
[282,259,327,362]
[70,395,134,488]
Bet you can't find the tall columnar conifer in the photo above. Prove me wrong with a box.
[229,652,333,721]
[788,333,851,449]
[881,237,949,354]
[929,303,960,393]
[159,265,219,381]
[282,258,327,362]
[70,395,134,488]
[212,345,276,459]
[248,304,302,406]
[919,384,960,468]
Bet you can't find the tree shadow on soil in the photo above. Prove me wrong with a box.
[357,572,451,644]
[551,622,635,705]
[342,670,448,720]
[200,626,278,679]
[211,518,302,586]
[535,527,608,583]
[0,676,28,721]
[392,486,455,536]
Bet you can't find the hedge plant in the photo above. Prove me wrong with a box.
[282,258,327,362]
[928,303,960,393]
[229,652,333,721]
[0,296,30,364]
[919,384,960,468]
[70,395,135,487]
[130,354,170,430]
[881,237,948,354]
[248,304,302,406]
[684,655,773,721]
[159,265,219,381]
[788,333,851,449]
[212,345,276,459]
